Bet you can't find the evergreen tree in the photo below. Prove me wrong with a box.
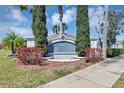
[76,5,90,56]
[19,5,48,53]
[31,6,48,53]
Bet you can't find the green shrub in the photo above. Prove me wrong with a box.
[107,48,124,57]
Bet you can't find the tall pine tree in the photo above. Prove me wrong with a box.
[76,5,90,56]
[32,6,48,53]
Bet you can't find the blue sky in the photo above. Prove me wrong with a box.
[0,5,124,43]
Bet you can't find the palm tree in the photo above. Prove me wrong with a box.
[2,32,26,54]
[19,5,29,11]
[52,23,68,34]
[62,23,68,31]
[52,25,59,34]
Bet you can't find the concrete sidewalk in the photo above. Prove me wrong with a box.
[39,54,124,88]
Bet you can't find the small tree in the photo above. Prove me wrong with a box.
[52,23,68,34]
[52,25,59,34]
[76,5,90,56]
[97,10,124,48]
[2,32,26,54]
[62,23,68,31]
[107,11,124,47]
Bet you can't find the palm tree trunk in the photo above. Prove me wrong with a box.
[58,5,63,37]
[58,5,63,22]
[11,42,15,54]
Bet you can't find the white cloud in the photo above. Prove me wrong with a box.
[51,7,76,25]
[51,12,59,25]
[10,26,33,37]
[0,8,32,38]
[46,15,51,25]
[6,8,28,22]
[63,7,76,23]
[89,6,104,28]
[0,24,33,38]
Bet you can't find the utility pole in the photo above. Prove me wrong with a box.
[103,5,108,59]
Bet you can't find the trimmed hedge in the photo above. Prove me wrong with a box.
[107,48,124,57]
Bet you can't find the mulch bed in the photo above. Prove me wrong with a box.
[15,59,90,72]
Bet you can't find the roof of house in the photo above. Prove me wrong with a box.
[115,41,123,45]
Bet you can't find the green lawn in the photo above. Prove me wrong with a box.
[0,50,73,88]
[113,73,124,88]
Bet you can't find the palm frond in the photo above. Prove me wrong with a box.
[19,5,28,11]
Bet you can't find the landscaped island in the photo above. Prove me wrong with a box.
[0,5,124,88]
[0,50,95,88]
